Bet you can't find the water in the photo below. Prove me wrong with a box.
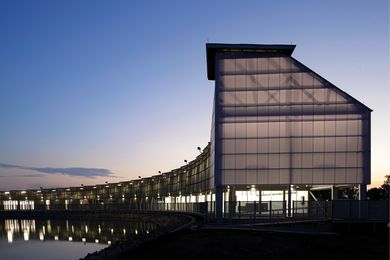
[0,218,155,260]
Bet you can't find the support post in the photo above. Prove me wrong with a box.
[215,186,223,224]
[331,186,339,200]
[228,186,236,219]
[258,189,262,215]
[287,185,292,217]
[283,190,286,216]
[359,184,367,200]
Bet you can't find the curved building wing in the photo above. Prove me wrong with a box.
[0,44,372,223]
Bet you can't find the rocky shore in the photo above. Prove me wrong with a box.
[79,212,197,260]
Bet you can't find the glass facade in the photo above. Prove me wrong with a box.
[0,145,212,211]
[212,49,371,186]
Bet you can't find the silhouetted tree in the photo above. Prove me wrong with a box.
[367,175,389,200]
[381,174,389,197]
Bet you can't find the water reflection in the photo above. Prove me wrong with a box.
[0,218,155,245]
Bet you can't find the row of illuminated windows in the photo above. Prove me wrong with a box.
[219,88,346,105]
[221,136,364,154]
[221,168,363,185]
[221,120,363,138]
[162,170,209,185]
[222,152,364,169]
[19,175,211,199]
[130,182,209,194]
[134,174,211,192]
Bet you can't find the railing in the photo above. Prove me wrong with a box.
[331,200,389,221]
[0,200,388,222]
[222,200,331,222]
[0,200,213,215]
[222,200,388,222]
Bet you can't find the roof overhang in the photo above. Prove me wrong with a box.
[206,43,296,80]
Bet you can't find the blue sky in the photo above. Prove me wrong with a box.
[0,0,388,190]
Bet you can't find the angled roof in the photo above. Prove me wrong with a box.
[206,43,296,80]
[290,57,373,112]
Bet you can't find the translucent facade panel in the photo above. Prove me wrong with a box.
[268,123,280,137]
[279,138,290,153]
[246,91,257,104]
[268,170,280,184]
[221,92,236,105]
[224,170,236,184]
[257,58,268,74]
[302,154,313,168]
[223,155,235,169]
[336,121,347,136]
[235,155,246,169]
[222,124,235,138]
[222,139,234,154]
[324,169,335,183]
[221,58,235,73]
[313,121,325,136]
[258,139,269,153]
[313,169,324,183]
[280,170,289,183]
[301,170,313,183]
[257,74,268,88]
[258,170,268,183]
[346,168,357,183]
[247,170,257,184]
[346,153,358,167]
[257,154,269,168]
[247,139,257,153]
[292,169,302,183]
[269,154,279,168]
[215,51,370,185]
[269,139,280,153]
[235,139,246,153]
[356,168,363,182]
[235,170,246,184]
[280,154,290,168]
[220,75,235,90]
[335,153,347,167]
[302,138,313,152]
[235,75,246,90]
[292,154,302,168]
[335,169,346,183]
[323,137,336,152]
[247,155,257,169]
[313,153,324,167]
[235,124,246,138]
[246,123,258,137]
[347,120,360,135]
[291,138,302,152]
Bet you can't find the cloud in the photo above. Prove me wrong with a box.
[19,174,51,178]
[0,163,114,178]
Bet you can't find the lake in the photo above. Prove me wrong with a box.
[0,218,155,260]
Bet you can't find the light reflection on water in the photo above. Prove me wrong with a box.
[0,218,155,260]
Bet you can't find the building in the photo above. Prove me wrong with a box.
[207,43,371,221]
[0,44,372,223]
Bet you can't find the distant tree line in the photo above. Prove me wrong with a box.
[367,175,389,200]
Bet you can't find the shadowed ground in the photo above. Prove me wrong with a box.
[121,228,388,260]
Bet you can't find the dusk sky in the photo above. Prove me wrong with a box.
[0,0,388,190]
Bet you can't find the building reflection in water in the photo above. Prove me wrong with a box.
[0,219,155,245]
